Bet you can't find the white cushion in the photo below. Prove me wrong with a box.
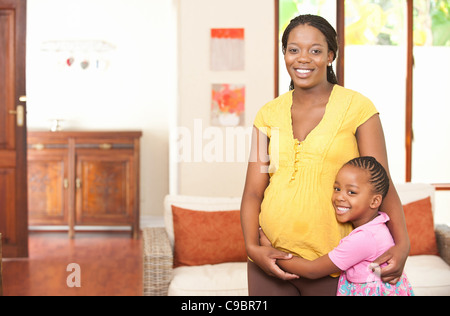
[168,262,248,296]
[163,195,242,248]
[405,255,450,296]
[168,257,450,296]
[395,183,435,213]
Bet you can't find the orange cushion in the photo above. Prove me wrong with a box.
[172,205,247,268]
[403,197,439,256]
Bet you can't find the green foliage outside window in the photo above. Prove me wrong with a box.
[279,0,450,46]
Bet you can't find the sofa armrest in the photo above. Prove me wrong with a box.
[436,225,450,266]
[142,227,173,296]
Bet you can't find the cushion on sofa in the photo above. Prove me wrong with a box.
[396,183,450,296]
[403,197,439,256]
[405,255,450,296]
[172,205,247,267]
[395,183,436,212]
[164,195,242,248]
[168,262,248,296]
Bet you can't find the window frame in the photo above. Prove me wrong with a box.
[274,0,450,190]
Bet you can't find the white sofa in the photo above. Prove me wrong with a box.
[142,183,450,296]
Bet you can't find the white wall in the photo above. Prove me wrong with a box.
[26,0,177,216]
[177,0,275,197]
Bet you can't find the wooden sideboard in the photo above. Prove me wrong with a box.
[27,131,142,239]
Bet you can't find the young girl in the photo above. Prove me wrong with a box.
[260,156,414,296]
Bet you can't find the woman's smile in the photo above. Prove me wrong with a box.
[294,67,315,78]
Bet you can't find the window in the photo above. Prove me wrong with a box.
[343,0,407,183]
[411,0,450,184]
[276,0,450,224]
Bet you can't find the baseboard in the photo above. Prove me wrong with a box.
[28,215,165,233]
[140,215,165,228]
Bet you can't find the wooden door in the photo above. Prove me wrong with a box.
[0,0,28,257]
[0,233,3,295]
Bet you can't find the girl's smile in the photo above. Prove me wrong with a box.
[335,206,351,215]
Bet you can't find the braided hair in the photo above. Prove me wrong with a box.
[281,14,339,90]
[345,156,390,198]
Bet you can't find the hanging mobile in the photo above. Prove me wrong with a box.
[80,59,90,70]
[67,57,75,67]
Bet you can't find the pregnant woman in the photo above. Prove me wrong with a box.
[240,14,410,296]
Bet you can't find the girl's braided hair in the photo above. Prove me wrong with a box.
[345,156,390,198]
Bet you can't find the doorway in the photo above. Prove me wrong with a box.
[0,0,28,258]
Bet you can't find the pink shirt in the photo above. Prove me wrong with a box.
[328,212,394,283]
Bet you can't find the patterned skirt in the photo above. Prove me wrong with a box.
[337,272,415,296]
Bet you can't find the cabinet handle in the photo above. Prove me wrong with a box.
[99,143,112,150]
[64,179,69,189]
[76,178,82,189]
[31,143,45,150]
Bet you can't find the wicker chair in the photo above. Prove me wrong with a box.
[436,225,450,266]
[142,228,173,296]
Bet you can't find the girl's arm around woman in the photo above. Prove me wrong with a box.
[356,114,410,284]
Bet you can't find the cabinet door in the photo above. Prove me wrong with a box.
[28,150,69,225]
[75,151,135,225]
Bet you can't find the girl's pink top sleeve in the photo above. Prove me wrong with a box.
[328,230,376,271]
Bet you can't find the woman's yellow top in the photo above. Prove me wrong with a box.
[254,85,379,264]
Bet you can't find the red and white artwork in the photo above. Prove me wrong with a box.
[211,84,245,127]
[210,28,245,71]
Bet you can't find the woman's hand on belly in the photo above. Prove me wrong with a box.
[246,229,300,281]
[249,245,299,281]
